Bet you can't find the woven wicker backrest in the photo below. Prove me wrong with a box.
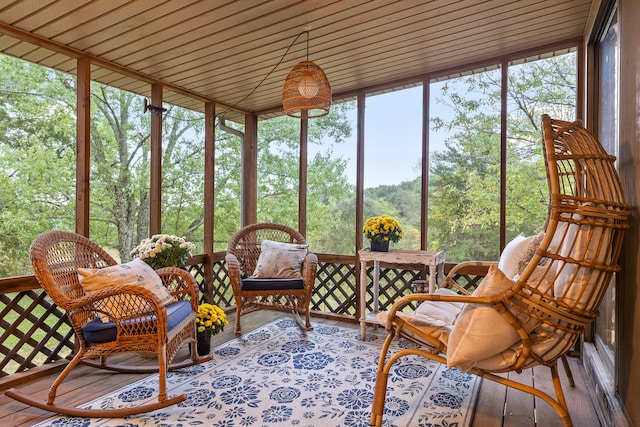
[226,222,307,278]
[507,115,629,367]
[30,230,117,309]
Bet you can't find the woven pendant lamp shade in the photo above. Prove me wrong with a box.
[282,60,331,118]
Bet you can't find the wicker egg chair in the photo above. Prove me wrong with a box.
[5,230,212,417]
[225,222,318,335]
[370,115,629,427]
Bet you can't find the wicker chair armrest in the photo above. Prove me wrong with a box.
[302,251,318,280]
[156,267,199,310]
[384,292,499,333]
[301,252,318,294]
[446,260,496,277]
[440,261,497,295]
[73,284,167,326]
[225,253,243,293]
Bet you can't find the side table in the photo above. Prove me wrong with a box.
[358,248,445,340]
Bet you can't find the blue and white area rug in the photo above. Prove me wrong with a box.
[36,319,480,427]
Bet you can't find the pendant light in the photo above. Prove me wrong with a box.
[282,31,331,118]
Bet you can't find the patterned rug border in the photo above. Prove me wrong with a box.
[35,319,481,427]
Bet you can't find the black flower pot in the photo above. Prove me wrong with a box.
[196,335,211,356]
[370,240,390,252]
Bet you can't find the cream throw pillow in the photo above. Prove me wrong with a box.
[251,240,308,279]
[498,233,544,280]
[498,234,528,279]
[447,265,519,372]
[78,258,175,323]
[498,233,543,280]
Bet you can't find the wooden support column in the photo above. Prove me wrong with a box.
[355,92,365,251]
[242,114,258,227]
[355,92,366,322]
[203,101,215,303]
[576,40,585,123]
[499,60,508,251]
[421,77,430,251]
[149,84,163,236]
[298,115,308,235]
[76,58,91,237]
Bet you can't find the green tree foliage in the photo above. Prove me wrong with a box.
[211,127,242,252]
[0,51,577,277]
[88,85,150,261]
[428,54,577,262]
[306,102,356,254]
[257,102,356,254]
[0,56,76,276]
[364,180,422,250]
[160,106,206,252]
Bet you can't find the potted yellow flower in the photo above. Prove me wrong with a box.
[195,303,228,355]
[363,215,403,252]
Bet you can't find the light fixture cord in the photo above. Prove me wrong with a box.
[216,30,310,122]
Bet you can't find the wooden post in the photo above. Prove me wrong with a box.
[355,92,366,322]
[203,101,215,303]
[76,58,91,237]
[500,61,508,252]
[298,114,308,235]
[356,92,365,252]
[149,84,163,236]
[421,77,430,251]
[242,114,258,227]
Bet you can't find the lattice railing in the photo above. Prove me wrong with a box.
[0,254,481,378]
[0,278,74,377]
[366,266,423,313]
[312,256,357,316]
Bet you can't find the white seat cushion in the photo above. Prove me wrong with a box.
[377,288,464,348]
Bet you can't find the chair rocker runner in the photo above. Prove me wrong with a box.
[5,230,212,417]
[226,222,318,335]
[370,115,629,427]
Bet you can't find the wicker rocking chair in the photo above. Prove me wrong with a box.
[370,115,629,427]
[225,222,318,335]
[5,230,212,417]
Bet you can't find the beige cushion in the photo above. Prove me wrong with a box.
[78,258,175,323]
[515,263,555,296]
[554,221,612,309]
[468,320,574,371]
[446,265,519,372]
[251,240,308,279]
[547,220,570,254]
[377,288,464,348]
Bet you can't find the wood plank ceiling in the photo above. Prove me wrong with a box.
[0,0,594,123]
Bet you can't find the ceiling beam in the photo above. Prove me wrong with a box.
[0,22,247,116]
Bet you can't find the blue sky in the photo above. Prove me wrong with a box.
[311,85,450,188]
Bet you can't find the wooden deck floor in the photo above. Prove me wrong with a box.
[0,311,601,426]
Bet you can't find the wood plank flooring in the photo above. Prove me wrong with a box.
[0,312,601,426]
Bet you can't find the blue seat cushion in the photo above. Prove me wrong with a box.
[81,300,193,344]
[241,278,305,291]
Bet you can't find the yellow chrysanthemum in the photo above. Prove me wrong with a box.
[195,303,228,337]
[363,215,403,243]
